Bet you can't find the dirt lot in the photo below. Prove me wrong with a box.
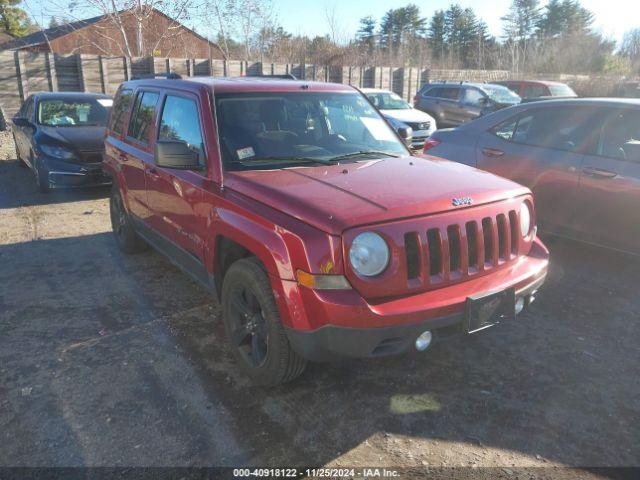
[0,130,639,477]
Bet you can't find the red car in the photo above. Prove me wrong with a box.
[495,80,578,101]
[103,75,549,385]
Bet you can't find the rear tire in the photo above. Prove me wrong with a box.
[222,257,307,386]
[109,185,148,254]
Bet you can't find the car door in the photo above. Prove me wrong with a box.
[458,87,486,123]
[120,89,160,221]
[146,92,208,261]
[573,106,640,253]
[14,97,35,163]
[475,106,595,232]
[439,86,463,125]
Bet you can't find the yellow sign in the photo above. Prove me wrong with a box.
[153,49,162,56]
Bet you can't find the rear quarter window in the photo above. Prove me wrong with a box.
[111,88,133,135]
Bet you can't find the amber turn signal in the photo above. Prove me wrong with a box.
[296,270,352,290]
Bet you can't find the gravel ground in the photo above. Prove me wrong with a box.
[0,130,639,477]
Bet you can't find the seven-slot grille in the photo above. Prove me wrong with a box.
[403,210,521,286]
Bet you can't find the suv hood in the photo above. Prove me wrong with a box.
[225,156,530,235]
[381,108,435,124]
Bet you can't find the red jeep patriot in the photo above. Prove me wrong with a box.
[103,75,549,385]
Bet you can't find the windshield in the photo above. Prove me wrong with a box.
[549,84,577,97]
[38,98,112,127]
[365,91,410,110]
[482,85,521,104]
[215,91,408,171]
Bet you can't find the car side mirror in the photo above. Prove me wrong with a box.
[12,117,34,129]
[154,140,201,170]
[397,126,413,141]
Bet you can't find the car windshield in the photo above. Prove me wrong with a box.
[549,84,577,97]
[366,92,410,110]
[215,91,408,171]
[38,98,112,127]
[482,85,521,104]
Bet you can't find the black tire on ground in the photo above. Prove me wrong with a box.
[34,158,51,193]
[222,257,307,386]
[109,185,148,254]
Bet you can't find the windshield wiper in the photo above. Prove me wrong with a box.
[328,150,400,162]
[239,156,333,166]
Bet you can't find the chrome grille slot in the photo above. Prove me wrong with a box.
[481,217,494,266]
[447,225,461,273]
[404,232,421,280]
[465,221,478,271]
[426,228,442,277]
[509,210,519,256]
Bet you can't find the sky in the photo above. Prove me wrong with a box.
[22,0,639,45]
[273,0,639,44]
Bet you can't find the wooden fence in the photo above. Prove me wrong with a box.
[0,50,628,118]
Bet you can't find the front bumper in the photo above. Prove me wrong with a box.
[279,239,549,361]
[410,129,435,149]
[40,156,111,188]
[286,273,545,361]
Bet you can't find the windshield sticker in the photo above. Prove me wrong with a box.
[361,117,397,142]
[237,146,255,160]
[97,99,113,107]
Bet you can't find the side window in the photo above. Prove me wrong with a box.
[424,87,442,98]
[597,109,640,162]
[441,87,460,100]
[492,107,595,152]
[159,95,206,167]
[522,84,548,99]
[111,88,133,135]
[462,88,485,106]
[491,116,518,140]
[128,91,160,144]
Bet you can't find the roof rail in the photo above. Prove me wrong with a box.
[131,72,182,80]
[244,73,297,80]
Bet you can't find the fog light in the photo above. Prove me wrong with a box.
[415,331,433,352]
[515,296,525,315]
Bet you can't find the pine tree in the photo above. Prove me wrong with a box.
[0,0,35,37]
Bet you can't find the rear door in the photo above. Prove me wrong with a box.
[476,106,596,232]
[146,91,208,261]
[574,106,640,252]
[15,97,35,162]
[438,86,463,125]
[120,89,160,221]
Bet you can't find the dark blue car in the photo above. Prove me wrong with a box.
[12,92,113,192]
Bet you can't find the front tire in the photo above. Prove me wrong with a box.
[222,257,307,386]
[109,186,148,254]
[34,158,51,193]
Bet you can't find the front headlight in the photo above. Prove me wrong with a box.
[349,232,390,277]
[40,144,75,160]
[520,202,532,237]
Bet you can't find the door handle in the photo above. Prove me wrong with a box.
[582,167,617,179]
[482,148,504,157]
[119,153,129,162]
[145,166,160,179]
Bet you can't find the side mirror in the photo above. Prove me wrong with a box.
[154,140,201,170]
[12,117,34,129]
[397,126,413,144]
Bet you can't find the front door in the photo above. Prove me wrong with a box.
[476,106,596,232]
[146,93,208,261]
[14,96,34,163]
[574,106,640,253]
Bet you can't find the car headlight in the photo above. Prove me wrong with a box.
[520,202,532,237]
[349,232,390,277]
[40,144,75,160]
